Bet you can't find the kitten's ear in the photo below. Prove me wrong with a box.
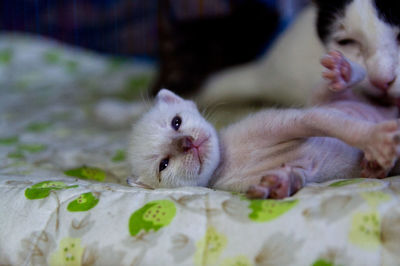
[156,88,184,104]
[126,176,154,189]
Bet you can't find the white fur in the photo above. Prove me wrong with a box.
[129,88,400,196]
[129,89,220,188]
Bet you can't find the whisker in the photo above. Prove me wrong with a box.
[140,89,153,110]
[201,101,228,122]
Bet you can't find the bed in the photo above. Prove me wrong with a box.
[1,33,400,266]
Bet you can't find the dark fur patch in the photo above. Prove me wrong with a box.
[374,0,400,26]
[314,0,353,43]
[315,0,400,43]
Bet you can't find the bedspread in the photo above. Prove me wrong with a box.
[1,34,400,266]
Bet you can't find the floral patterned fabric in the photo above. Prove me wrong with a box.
[1,34,400,266]
[3,176,400,265]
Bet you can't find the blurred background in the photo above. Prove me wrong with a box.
[0,0,315,182]
[0,0,309,98]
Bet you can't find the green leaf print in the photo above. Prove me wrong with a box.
[111,149,126,162]
[18,143,47,153]
[0,136,18,146]
[129,200,176,236]
[117,74,152,100]
[248,199,298,222]
[26,122,51,132]
[67,192,99,212]
[0,48,13,64]
[25,181,78,200]
[43,50,61,64]
[64,166,106,181]
[329,179,363,187]
[7,150,25,159]
[64,60,79,73]
[108,57,127,71]
[312,259,334,266]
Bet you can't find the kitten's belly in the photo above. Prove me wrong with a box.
[212,137,362,192]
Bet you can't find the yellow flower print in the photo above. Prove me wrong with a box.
[49,237,84,266]
[349,211,381,250]
[221,255,253,266]
[195,226,227,266]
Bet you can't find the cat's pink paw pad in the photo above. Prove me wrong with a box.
[363,120,400,172]
[246,184,270,199]
[321,50,352,91]
[246,165,306,199]
[360,159,387,179]
[263,175,291,199]
[246,175,290,199]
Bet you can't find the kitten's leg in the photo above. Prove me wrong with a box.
[358,120,400,171]
[246,165,306,199]
[268,108,400,176]
[300,109,400,173]
[311,50,366,104]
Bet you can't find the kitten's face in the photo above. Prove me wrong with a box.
[129,89,220,188]
[316,0,400,98]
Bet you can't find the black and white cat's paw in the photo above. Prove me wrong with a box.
[321,50,353,92]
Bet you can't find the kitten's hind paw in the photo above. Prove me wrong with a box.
[246,184,270,199]
[360,159,388,179]
[246,175,290,199]
[246,169,304,199]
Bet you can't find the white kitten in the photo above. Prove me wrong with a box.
[128,89,220,188]
[129,84,400,199]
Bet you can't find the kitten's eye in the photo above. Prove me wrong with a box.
[171,116,182,131]
[337,38,356,46]
[159,158,169,172]
[397,33,400,44]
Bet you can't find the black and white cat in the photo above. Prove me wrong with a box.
[315,0,400,100]
[197,0,400,107]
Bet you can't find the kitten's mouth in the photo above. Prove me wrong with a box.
[185,134,210,175]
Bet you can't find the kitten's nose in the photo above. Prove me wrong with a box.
[370,76,396,92]
[176,136,194,152]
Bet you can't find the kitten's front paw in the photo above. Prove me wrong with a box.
[362,120,400,174]
[321,50,352,92]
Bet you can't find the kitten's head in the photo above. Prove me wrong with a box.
[314,0,400,98]
[129,89,220,188]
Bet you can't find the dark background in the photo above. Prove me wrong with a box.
[0,0,308,96]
